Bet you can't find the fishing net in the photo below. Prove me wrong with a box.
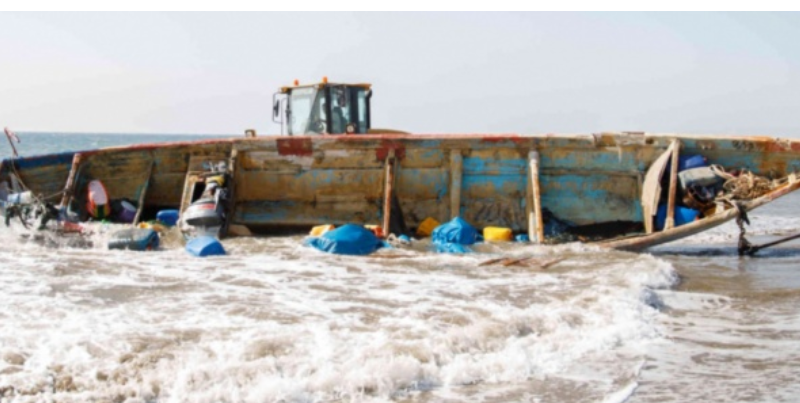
[710,165,782,201]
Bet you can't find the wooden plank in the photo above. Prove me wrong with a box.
[142,173,186,206]
[478,257,507,266]
[233,200,380,225]
[503,255,536,266]
[528,151,544,243]
[450,151,462,219]
[543,168,644,177]
[665,139,680,230]
[382,150,396,235]
[59,153,83,209]
[526,152,534,240]
[179,174,202,217]
[133,160,155,226]
[398,148,445,169]
[641,144,675,234]
[220,148,238,238]
[236,169,383,202]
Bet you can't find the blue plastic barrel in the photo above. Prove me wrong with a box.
[680,155,708,171]
[666,154,708,174]
[655,204,699,230]
[108,228,160,251]
[186,236,226,257]
[156,209,180,226]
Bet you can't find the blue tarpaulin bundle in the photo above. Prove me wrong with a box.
[432,217,478,245]
[431,217,478,254]
[305,224,384,255]
[434,242,471,254]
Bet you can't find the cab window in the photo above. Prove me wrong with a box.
[354,88,368,134]
[288,87,326,135]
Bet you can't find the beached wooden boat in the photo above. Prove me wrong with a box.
[2,81,799,252]
[2,131,799,252]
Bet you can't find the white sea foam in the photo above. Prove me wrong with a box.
[3,194,800,402]
[0,231,678,402]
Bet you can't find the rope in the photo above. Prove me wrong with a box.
[8,163,30,192]
[6,163,51,206]
[2,130,55,207]
[710,164,779,201]
[40,190,65,201]
[3,155,54,214]
[735,204,753,256]
[5,157,66,205]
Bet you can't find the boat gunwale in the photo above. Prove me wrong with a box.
[4,132,800,166]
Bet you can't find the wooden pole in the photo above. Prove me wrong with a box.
[382,150,395,236]
[132,160,155,226]
[3,127,19,158]
[528,151,545,243]
[220,149,238,238]
[60,153,83,209]
[742,232,800,256]
[665,140,680,230]
[450,151,462,219]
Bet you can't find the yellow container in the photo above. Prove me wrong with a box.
[138,221,167,232]
[310,224,335,236]
[206,175,225,186]
[483,226,513,242]
[415,217,440,237]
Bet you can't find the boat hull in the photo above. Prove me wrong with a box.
[3,132,799,250]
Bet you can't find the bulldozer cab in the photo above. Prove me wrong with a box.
[273,79,372,135]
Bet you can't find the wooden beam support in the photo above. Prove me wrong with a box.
[60,153,83,210]
[641,144,675,234]
[133,160,155,226]
[382,150,396,236]
[665,139,680,230]
[220,148,238,238]
[450,151,462,219]
[528,151,545,243]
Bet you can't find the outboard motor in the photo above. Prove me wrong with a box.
[183,198,224,228]
[180,174,228,239]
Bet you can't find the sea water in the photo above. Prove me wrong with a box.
[1,133,799,403]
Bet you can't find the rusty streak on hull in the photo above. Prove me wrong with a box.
[3,132,800,251]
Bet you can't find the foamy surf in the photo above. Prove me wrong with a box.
[0,228,678,402]
[4,194,800,402]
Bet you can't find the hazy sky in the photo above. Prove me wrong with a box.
[1,12,799,136]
